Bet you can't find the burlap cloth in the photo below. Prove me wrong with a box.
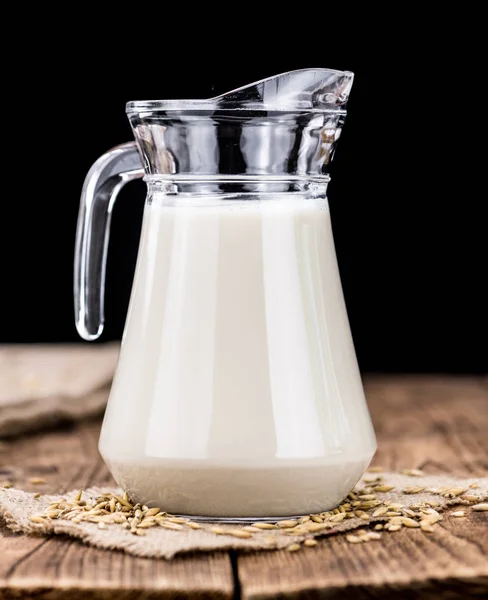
[0,343,119,437]
[1,473,486,559]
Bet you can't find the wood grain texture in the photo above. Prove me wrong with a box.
[0,421,233,599]
[237,376,488,599]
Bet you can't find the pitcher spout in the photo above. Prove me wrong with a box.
[211,68,354,111]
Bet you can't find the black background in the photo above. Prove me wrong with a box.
[2,23,486,374]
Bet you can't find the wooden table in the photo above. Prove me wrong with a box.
[1,376,487,599]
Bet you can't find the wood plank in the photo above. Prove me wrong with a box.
[365,376,488,476]
[0,527,232,600]
[236,376,488,599]
[0,420,234,599]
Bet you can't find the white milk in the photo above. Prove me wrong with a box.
[99,194,376,518]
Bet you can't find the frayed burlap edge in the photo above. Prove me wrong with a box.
[0,343,119,437]
[1,473,487,559]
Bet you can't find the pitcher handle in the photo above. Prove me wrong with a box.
[74,142,144,341]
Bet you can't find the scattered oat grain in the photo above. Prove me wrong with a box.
[167,517,187,524]
[461,495,479,502]
[401,517,420,528]
[363,475,381,483]
[401,469,424,477]
[306,523,329,532]
[137,521,157,529]
[159,522,183,531]
[277,519,299,529]
[29,515,46,523]
[227,529,252,539]
[442,488,466,498]
[210,527,226,535]
[403,486,425,494]
[374,485,395,492]
[251,522,277,530]
[329,513,347,523]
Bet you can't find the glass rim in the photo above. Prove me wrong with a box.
[126,101,349,114]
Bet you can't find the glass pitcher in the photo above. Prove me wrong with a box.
[74,69,376,519]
